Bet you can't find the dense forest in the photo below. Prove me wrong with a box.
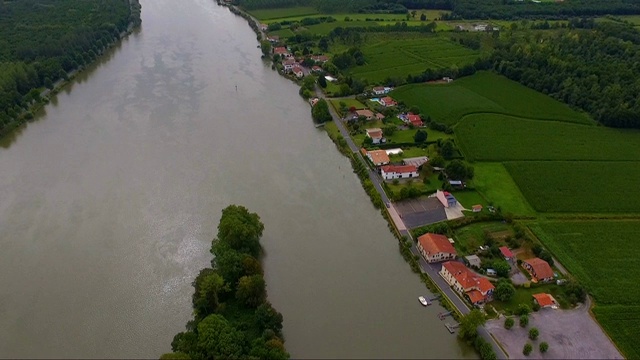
[0,0,141,136]
[491,20,640,128]
[238,0,640,18]
[162,205,289,360]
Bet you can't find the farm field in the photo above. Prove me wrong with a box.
[349,35,479,83]
[247,6,318,20]
[453,221,513,255]
[530,220,640,358]
[471,163,535,217]
[455,114,640,161]
[506,161,640,213]
[392,71,592,126]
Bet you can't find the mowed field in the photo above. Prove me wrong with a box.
[349,34,479,83]
[247,6,318,20]
[472,162,535,216]
[505,161,640,213]
[530,221,640,358]
[392,71,592,126]
[455,115,640,161]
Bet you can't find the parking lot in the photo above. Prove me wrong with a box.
[394,196,447,228]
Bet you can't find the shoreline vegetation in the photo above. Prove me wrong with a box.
[224,1,638,358]
[0,0,142,140]
[161,205,289,360]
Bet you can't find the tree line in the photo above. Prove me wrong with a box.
[490,20,640,128]
[0,0,141,137]
[162,205,289,360]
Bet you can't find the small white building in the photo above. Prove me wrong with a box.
[366,128,385,144]
[292,66,304,78]
[380,164,418,180]
[465,255,482,268]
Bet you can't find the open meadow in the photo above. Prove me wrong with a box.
[455,115,640,161]
[505,161,640,213]
[472,162,535,216]
[247,6,319,20]
[530,220,640,358]
[349,34,480,83]
[392,71,592,126]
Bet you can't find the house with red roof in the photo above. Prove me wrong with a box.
[380,164,419,180]
[499,246,514,262]
[440,261,495,305]
[523,257,554,283]
[407,113,423,127]
[292,65,304,78]
[311,55,329,63]
[417,233,457,263]
[311,65,323,73]
[282,58,297,72]
[364,149,390,166]
[273,46,290,58]
[380,96,397,107]
[532,293,558,309]
[366,128,385,144]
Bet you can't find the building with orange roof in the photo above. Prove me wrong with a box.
[417,233,457,263]
[523,257,554,283]
[365,149,390,166]
[532,293,558,309]
[440,261,495,305]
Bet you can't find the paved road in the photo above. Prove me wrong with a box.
[315,87,507,359]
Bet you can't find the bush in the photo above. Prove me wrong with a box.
[523,343,533,356]
[504,317,514,329]
[539,342,549,353]
[519,314,529,327]
[515,304,531,316]
[528,327,539,340]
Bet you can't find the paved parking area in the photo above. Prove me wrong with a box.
[394,196,447,228]
[486,305,622,359]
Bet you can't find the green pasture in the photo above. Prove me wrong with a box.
[350,34,479,83]
[455,114,640,162]
[471,163,535,217]
[506,161,640,213]
[453,190,488,210]
[453,221,513,255]
[248,6,318,20]
[392,71,591,126]
[530,220,640,358]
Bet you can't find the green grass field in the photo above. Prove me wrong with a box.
[348,34,479,83]
[472,163,536,216]
[456,114,640,162]
[453,221,513,255]
[452,190,488,209]
[530,220,640,358]
[505,161,640,213]
[248,6,318,20]
[392,71,592,126]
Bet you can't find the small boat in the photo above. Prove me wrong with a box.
[418,296,429,306]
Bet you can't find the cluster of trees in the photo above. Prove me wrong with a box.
[163,205,289,360]
[450,0,640,20]
[312,99,332,123]
[0,0,140,136]
[458,310,497,360]
[491,21,640,128]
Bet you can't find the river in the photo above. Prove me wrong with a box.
[0,0,474,358]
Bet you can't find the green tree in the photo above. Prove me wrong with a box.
[429,155,445,168]
[528,327,539,340]
[212,242,245,285]
[539,342,549,353]
[414,129,427,143]
[458,309,486,340]
[440,140,455,159]
[249,336,289,360]
[197,314,244,359]
[318,75,327,88]
[171,331,198,356]
[495,279,516,302]
[160,352,191,359]
[519,314,529,327]
[192,269,225,318]
[504,317,514,329]
[516,304,531,316]
[44,77,54,89]
[260,40,271,57]
[420,13,427,21]
[383,125,396,136]
[445,160,474,180]
[255,302,284,336]
[236,275,267,307]
[216,205,264,257]
[492,259,511,277]
[312,98,332,123]
[523,343,533,356]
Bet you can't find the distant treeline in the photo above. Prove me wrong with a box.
[239,0,640,18]
[491,20,640,128]
[0,0,141,136]
[162,205,289,360]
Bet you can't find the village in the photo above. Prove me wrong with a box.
[250,20,624,359]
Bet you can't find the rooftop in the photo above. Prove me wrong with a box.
[418,233,457,256]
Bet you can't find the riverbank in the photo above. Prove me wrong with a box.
[0,0,142,140]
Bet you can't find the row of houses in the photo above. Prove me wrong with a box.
[273,46,331,79]
[362,147,423,180]
[416,232,557,306]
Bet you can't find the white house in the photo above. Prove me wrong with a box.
[465,255,482,268]
[292,66,304,78]
[417,233,457,263]
[380,164,418,180]
[366,128,385,144]
[283,58,296,72]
